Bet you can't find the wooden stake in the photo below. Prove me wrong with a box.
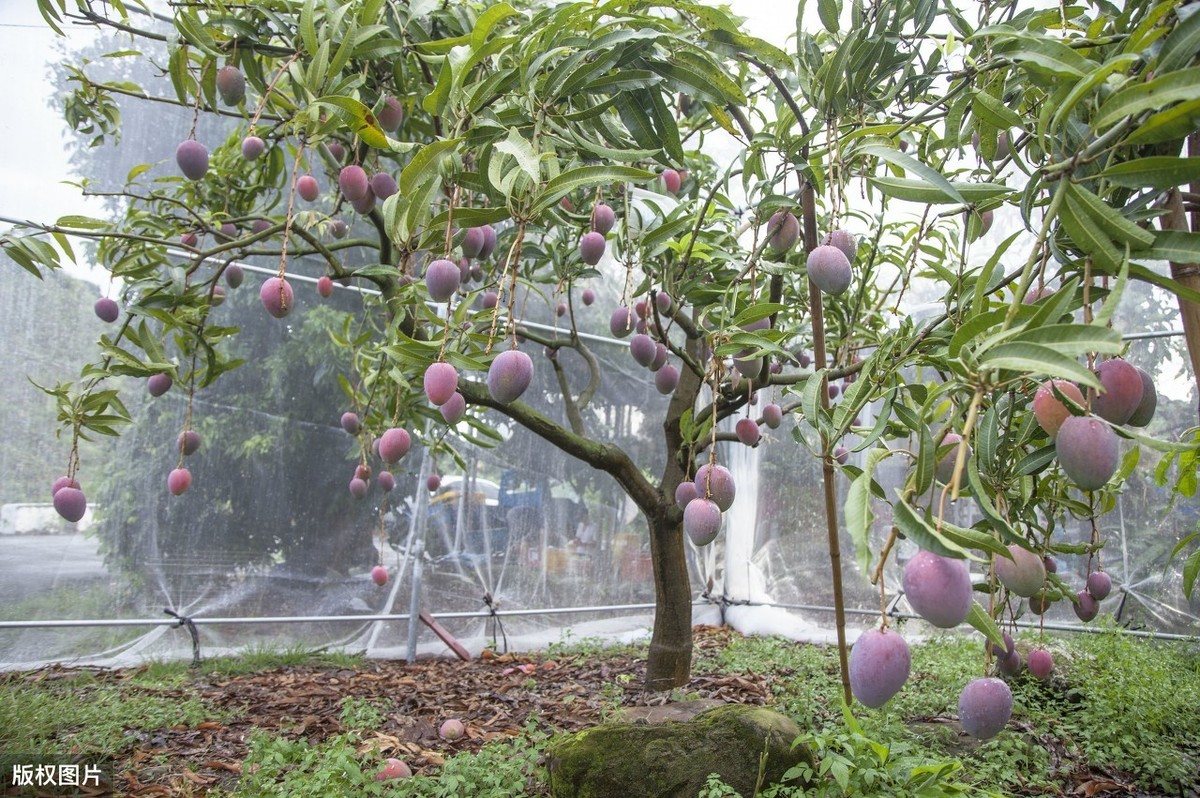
[802,184,852,705]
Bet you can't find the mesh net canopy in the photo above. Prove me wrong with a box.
[2,21,1200,672]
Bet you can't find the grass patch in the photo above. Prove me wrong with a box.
[0,673,221,760]
[126,642,367,685]
[1,624,1196,797]
[224,721,551,798]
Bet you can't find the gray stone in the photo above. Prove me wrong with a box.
[546,704,814,798]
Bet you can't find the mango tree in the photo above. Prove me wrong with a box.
[7,0,1200,704]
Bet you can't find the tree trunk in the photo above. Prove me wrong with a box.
[644,510,693,690]
[643,331,706,691]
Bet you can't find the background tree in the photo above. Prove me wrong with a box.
[8,0,1200,698]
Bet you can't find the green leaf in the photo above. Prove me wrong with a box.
[1100,157,1200,190]
[399,138,462,195]
[1067,183,1155,250]
[966,601,1007,650]
[857,144,965,205]
[846,448,889,575]
[972,91,1024,132]
[1157,5,1200,74]
[1006,323,1123,356]
[1050,53,1140,135]
[470,2,518,49]
[55,215,109,230]
[1093,67,1200,130]
[531,165,655,215]
[867,177,1012,204]
[1184,549,1200,601]
[649,57,746,105]
[892,492,974,560]
[980,342,1100,389]
[1125,97,1200,146]
[299,0,318,55]
[1143,230,1200,264]
[1060,191,1122,272]
[818,0,840,32]
[494,127,543,184]
[312,96,394,150]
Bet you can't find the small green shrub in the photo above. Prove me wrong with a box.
[699,706,1002,798]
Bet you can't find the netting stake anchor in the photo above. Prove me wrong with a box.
[164,609,201,668]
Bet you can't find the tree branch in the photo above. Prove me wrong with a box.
[456,379,660,512]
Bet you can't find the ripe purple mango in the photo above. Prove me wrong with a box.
[683,498,722,546]
[339,165,370,202]
[147,373,173,397]
[54,487,87,522]
[609,307,633,338]
[350,188,377,215]
[958,677,1012,740]
[340,412,360,434]
[660,168,682,193]
[1032,379,1083,438]
[370,172,398,200]
[224,264,244,289]
[629,334,656,368]
[259,277,294,318]
[1074,590,1099,621]
[1127,367,1157,427]
[1087,571,1112,600]
[241,135,265,160]
[424,362,459,407]
[440,391,467,424]
[177,430,201,456]
[479,224,498,259]
[425,258,461,302]
[654,364,680,398]
[488,350,534,404]
[461,227,485,258]
[176,140,209,181]
[591,203,615,235]
[378,96,404,131]
[216,66,245,106]
[762,403,783,429]
[1090,359,1144,425]
[379,428,412,463]
[807,245,852,295]
[822,229,857,262]
[694,464,735,512]
[902,550,972,628]
[675,480,698,509]
[94,297,119,323]
[1028,648,1053,680]
[849,628,911,708]
[297,175,320,202]
[1055,415,1118,492]
[51,476,79,497]
[579,231,606,265]
[995,544,1045,598]
[378,471,396,492]
[349,477,368,499]
[767,211,799,253]
[735,418,760,446]
[167,467,192,496]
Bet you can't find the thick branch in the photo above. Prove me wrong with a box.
[456,379,659,512]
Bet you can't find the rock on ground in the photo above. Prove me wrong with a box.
[545,703,814,798]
